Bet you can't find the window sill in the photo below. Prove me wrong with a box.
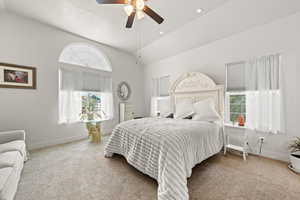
[224,123,248,130]
[59,118,112,125]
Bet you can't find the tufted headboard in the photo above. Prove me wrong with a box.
[169,72,224,118]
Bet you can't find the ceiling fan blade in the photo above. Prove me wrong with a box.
[126,11,136,28]
[143,5,164,24]
[96,0,127,4]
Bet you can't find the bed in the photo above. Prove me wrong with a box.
[104,72,224,200]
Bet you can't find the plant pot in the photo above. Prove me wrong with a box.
[290,151,300,170]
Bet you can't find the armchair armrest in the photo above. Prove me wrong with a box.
[0,130,26,144]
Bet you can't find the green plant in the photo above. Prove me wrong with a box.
[79,93,106,121]
[289,137,300,153]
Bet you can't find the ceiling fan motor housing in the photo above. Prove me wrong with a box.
[96,0,164,28]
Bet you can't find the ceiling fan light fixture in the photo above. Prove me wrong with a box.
[137,10,145,19]
[136,0,145,10]
[196,8,203,13]
[96,0,164,28]
[124,5,134,16]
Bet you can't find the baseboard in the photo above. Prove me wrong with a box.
[245,149,289,162]
[28,135,88,150]
[260,150,289,162]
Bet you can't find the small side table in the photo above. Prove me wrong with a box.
[224,124,249,161]
[84,120,102,143]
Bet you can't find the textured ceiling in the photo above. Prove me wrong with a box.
[2,0,228,53]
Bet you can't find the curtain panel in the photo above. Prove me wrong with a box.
[245,54,284,134]
[59,63,113,124]
[152,76,170,97]
[151,76,171,117]
[226,54,284,134]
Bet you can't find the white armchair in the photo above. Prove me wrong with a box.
[0,130,27,200]
[0,130,26,144]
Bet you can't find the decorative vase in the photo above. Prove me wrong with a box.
[237,114,245,127]
[290,151,300,171]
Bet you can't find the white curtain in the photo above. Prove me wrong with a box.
[152,76,170,97]
[100,93,114,120]
[59,63,113,124]
[151,76,170,117]
[245,54,284,134]
[150,97,159,117]
[59,90,82,123]
[150,96,171,117]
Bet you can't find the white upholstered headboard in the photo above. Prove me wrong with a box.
[169,72,224,117]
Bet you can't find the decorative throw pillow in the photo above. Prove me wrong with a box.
[174,100,194,119]
[192,98,221,122]
[183,114,193,120]
[166,113,174,118]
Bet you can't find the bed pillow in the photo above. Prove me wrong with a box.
[183,114,193,120]
[192,98,221,122]
[174,100,194,119]
[166,113,174,118]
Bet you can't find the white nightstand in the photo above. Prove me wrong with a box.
[119,103,134,123]
[224,124,249,161]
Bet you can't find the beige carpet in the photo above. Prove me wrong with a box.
[16,139,300,200]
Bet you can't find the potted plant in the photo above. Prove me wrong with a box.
[289,137,300,171]
[79,93,107,143]
[80,94,106,121]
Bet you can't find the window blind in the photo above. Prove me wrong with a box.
[226,61,246,92]
[60,63,112,92]
[152,76,170,97]
[226,55,280,92]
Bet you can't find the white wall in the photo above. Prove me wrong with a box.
[0,11,145,149]
[144,12,300,161]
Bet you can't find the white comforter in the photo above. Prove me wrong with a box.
[104,118,223,200]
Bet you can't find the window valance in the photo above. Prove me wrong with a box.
[60,63,112,92]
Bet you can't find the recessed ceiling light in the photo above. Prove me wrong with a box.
[196,8,203,13]
[159,31,164,35]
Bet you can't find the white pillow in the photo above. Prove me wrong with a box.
[174,100,194,119]
[192,98,221,122]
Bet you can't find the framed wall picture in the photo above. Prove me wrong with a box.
[0,63,36,89]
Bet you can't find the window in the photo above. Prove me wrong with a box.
[59,43,111,72]
[226,54,284,133]
[151,76,171,116]
[80,92,103,121]
[226,92,246,124]
[152,76,170,97]
[58,43,113,124]
[225,61,247,125]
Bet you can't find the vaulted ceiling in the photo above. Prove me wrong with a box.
[1,0,228,52]
[2,0,300,64]
[140,0,300,64]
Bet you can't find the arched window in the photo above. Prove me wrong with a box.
[58,43,113,124]
[59,43,112,72]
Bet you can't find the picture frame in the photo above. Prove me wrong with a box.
[0,63,37,89]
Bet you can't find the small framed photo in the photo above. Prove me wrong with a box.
[0,63,36,89]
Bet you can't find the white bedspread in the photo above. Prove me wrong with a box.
[104,118,223,200]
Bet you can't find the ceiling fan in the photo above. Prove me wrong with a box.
[96,0,164,28]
